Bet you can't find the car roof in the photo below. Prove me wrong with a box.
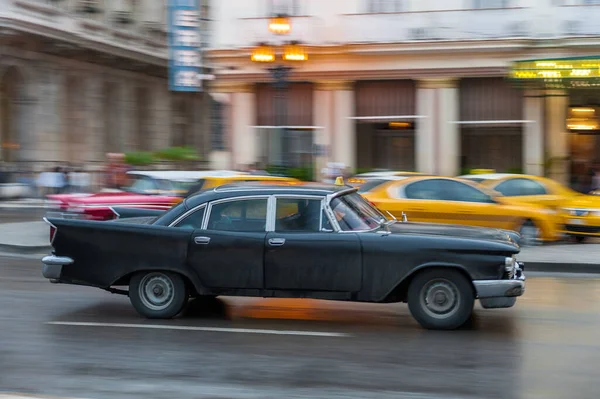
[184,181,355,208]
[458,173,517,181]
[354,171,425,177]
[127,170,245,180]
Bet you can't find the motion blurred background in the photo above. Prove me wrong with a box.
[1,0,600,196]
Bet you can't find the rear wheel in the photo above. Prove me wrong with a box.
[129,271,188,319]
[407,269,474,330]
[574,236,587,244]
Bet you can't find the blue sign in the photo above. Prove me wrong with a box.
[168,0,202,91]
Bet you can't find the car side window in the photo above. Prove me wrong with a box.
[494,178,547,196]
[444,180,494,203]
[275,198,323,232]
[404,180,446,200]
[207,199,268,233]
[174,207,206,229]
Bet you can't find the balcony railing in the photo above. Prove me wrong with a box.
[342,8,532,43]
[2,0,167,58]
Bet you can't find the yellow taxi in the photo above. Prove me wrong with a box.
[360,175,561,245]
[459,173,600,242]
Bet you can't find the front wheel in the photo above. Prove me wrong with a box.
[129,271,188,319]
[407,269,475,330]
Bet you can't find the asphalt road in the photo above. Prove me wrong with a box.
[1,256,600,399]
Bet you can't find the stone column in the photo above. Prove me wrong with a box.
[32,63,63,166]
[523,89,544,176]
[151,79,171,151]
[120,77,135,152]
[206,81,233,170]
[313,82,334,181]
[313,80,355,176]
[208,82,254,169]
[545,89,570,184]
[416,78,459,175]
[231,83,256,168]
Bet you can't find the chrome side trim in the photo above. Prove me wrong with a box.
[109,207,120,219]
[42,255,74,266]
[42,217,57,245]
[266,196,276,232]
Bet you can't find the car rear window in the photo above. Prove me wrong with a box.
[357,179,388,193]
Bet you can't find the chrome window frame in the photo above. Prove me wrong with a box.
[326,192,387,234]
[202,195,272,232]
[169,204,207,229]
[271,194,330,233]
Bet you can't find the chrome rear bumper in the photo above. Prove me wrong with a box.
[42,255,74,282]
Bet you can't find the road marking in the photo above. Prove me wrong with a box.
[45,321,350,337]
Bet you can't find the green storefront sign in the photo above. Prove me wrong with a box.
[509,56,600,89]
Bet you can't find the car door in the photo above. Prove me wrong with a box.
[175,196,268,289]
[264,195,362,292]
[397,179,454,224]
[441,180,515,229]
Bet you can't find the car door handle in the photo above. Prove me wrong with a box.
[194,236,211,245]
[268,238,286,246]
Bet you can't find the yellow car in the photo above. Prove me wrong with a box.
[459,173,600,242]
[361,176,560,245]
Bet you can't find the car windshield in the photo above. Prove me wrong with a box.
[329,192,387,231]
[125,176,198,196]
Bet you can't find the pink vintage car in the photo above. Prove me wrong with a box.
[45,170,243,221]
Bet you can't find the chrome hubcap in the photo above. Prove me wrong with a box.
[520,224,540,246]
[420,279,460,319]
[139,273,174,311]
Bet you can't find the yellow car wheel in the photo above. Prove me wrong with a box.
[518,220,541,247]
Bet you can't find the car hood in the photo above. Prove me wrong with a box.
[386,222,520,248]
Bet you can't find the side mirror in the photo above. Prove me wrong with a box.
[401,212,408,222]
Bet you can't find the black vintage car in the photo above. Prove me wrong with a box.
[41,182,525,330]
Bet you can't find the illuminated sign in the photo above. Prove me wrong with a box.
[509,57,600,88]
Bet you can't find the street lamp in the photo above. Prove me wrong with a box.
[250,16,308,170]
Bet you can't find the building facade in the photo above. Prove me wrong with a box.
[205,0,600,184]
[0,0,212,174]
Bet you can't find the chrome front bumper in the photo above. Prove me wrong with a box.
[42,255,74,282]
[474,261,526,309]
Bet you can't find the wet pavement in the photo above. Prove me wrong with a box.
[1,259,600,398]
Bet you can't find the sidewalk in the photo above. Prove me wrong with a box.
[0,198,46,209]
[1,220,600,273]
